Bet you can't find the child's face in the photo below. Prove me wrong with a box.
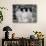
[23,9,25,12]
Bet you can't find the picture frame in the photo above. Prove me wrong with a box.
[13,4,37,23]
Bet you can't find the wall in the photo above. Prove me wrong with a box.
[0,0,46,46]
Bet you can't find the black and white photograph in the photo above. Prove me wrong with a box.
[13,5,37,23]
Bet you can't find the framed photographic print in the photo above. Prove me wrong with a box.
[13,4,37,23]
